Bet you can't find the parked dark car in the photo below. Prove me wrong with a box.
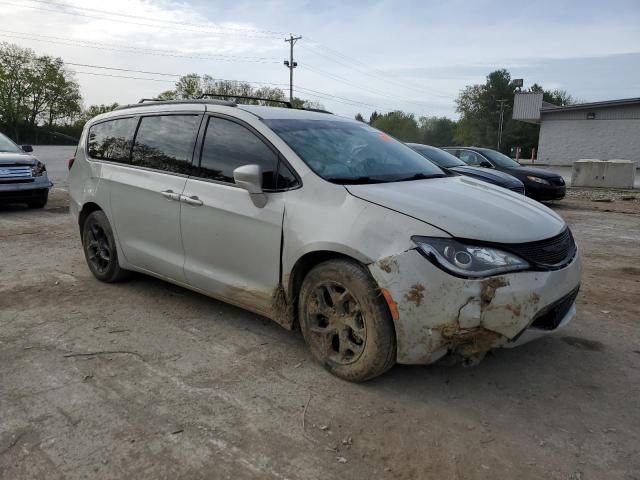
[443,147,566,201]
[408,143,525,194]
[0,133,52,208]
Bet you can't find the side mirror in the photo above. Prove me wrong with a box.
[21,144,33,153]
[480,161,492,168]
[233,164,267,208]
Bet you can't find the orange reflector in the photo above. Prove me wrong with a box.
[380,288,399,321]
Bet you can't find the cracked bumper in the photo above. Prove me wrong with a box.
[369,249,582,364]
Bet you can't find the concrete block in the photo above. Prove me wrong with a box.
[571,159,636,189]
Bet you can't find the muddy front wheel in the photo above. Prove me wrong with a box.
[298,259,396,382]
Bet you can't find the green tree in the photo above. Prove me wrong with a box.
[354,113,365,122]
[158,74,323,110]
[418,116,457,146]
[371,111,420,142]
[0,42,82,142]
[75,103,120,126]
[454,70,578,154]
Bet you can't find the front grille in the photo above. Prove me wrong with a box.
[503,228,576,268]
[530,287,579,330]
[0,166,32,183]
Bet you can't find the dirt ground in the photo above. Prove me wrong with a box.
[1,186,639,480]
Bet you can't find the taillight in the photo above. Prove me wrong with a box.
[68,157,75,170]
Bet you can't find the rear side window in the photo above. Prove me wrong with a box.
[459,150,484,166]
[132,115,200,174]
[198,117,278,189]
[88,118,137,162]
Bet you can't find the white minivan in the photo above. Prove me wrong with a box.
[69,99,581,381]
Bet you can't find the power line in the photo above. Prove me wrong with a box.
[0,0,284,40]
[0,31,281,63]
[301,42,452,99]
[302,63,447,110]
[65,65,288,88]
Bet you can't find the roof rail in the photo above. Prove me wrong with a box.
[114,98,236,111]
[199,93,293,108]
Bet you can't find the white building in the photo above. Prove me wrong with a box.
[513,94,640,167]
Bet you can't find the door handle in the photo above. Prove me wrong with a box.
[160,189,181,201]
[181,194,203,206]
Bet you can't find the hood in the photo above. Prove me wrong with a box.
[449,165,523,187]
[503,165,562,179]
[346,176,565,243]
[0,152,37,166]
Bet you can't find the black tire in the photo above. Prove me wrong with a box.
[27,192,48,209]
[298,259,396,382]
[82,210,129,283]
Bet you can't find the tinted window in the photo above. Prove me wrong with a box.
[88,118,137,162]
[265,119,444,184]
[480,149,521,167]
[132,115,200,174]
[459,150,485,166]
[199,117,278,189]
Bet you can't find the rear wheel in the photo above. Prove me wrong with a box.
[82,210,129,282]
[298,259,396,382]
[27,192,48,209]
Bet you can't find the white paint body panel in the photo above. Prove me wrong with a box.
[181,177,285,316]
[69,103,582,366]
[347,176,565,243]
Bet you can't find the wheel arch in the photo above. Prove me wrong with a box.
[78,201,103,234]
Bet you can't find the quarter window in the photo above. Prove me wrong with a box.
[131,115,200,174]
[88,118,137,163]
[199,117,278,189]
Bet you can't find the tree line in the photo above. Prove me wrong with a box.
[357,69,575,155]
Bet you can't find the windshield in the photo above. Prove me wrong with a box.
[264,119,445,184]
[409,145,464,168]
[0,133,22,153]
[480,149,520,168]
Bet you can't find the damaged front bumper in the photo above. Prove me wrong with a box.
[369,249,582,364]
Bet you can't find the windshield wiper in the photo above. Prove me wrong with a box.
[394,172,447,182]
[325,176,389,184]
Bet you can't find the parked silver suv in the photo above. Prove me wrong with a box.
[69,99,581,381]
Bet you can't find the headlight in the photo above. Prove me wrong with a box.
[526,176,550,185]
[31,161,46,176]
[412,236,530,278]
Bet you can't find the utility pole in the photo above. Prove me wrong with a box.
[284,34,302,103]
[496,99,508,151]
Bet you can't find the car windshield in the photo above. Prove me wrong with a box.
[0,133,22,153]
[480,149,520,167]
[264,119,446,184]
[410,145,464,168]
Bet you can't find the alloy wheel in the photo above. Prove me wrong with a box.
[305,282,367,365]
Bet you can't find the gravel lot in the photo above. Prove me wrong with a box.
[1,158,639,479]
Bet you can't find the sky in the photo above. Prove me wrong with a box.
[2,0,639,119]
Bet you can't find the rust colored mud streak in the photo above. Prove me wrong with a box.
[405,283,425,307]
[377,257,397,274]
[481,278,509,307]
